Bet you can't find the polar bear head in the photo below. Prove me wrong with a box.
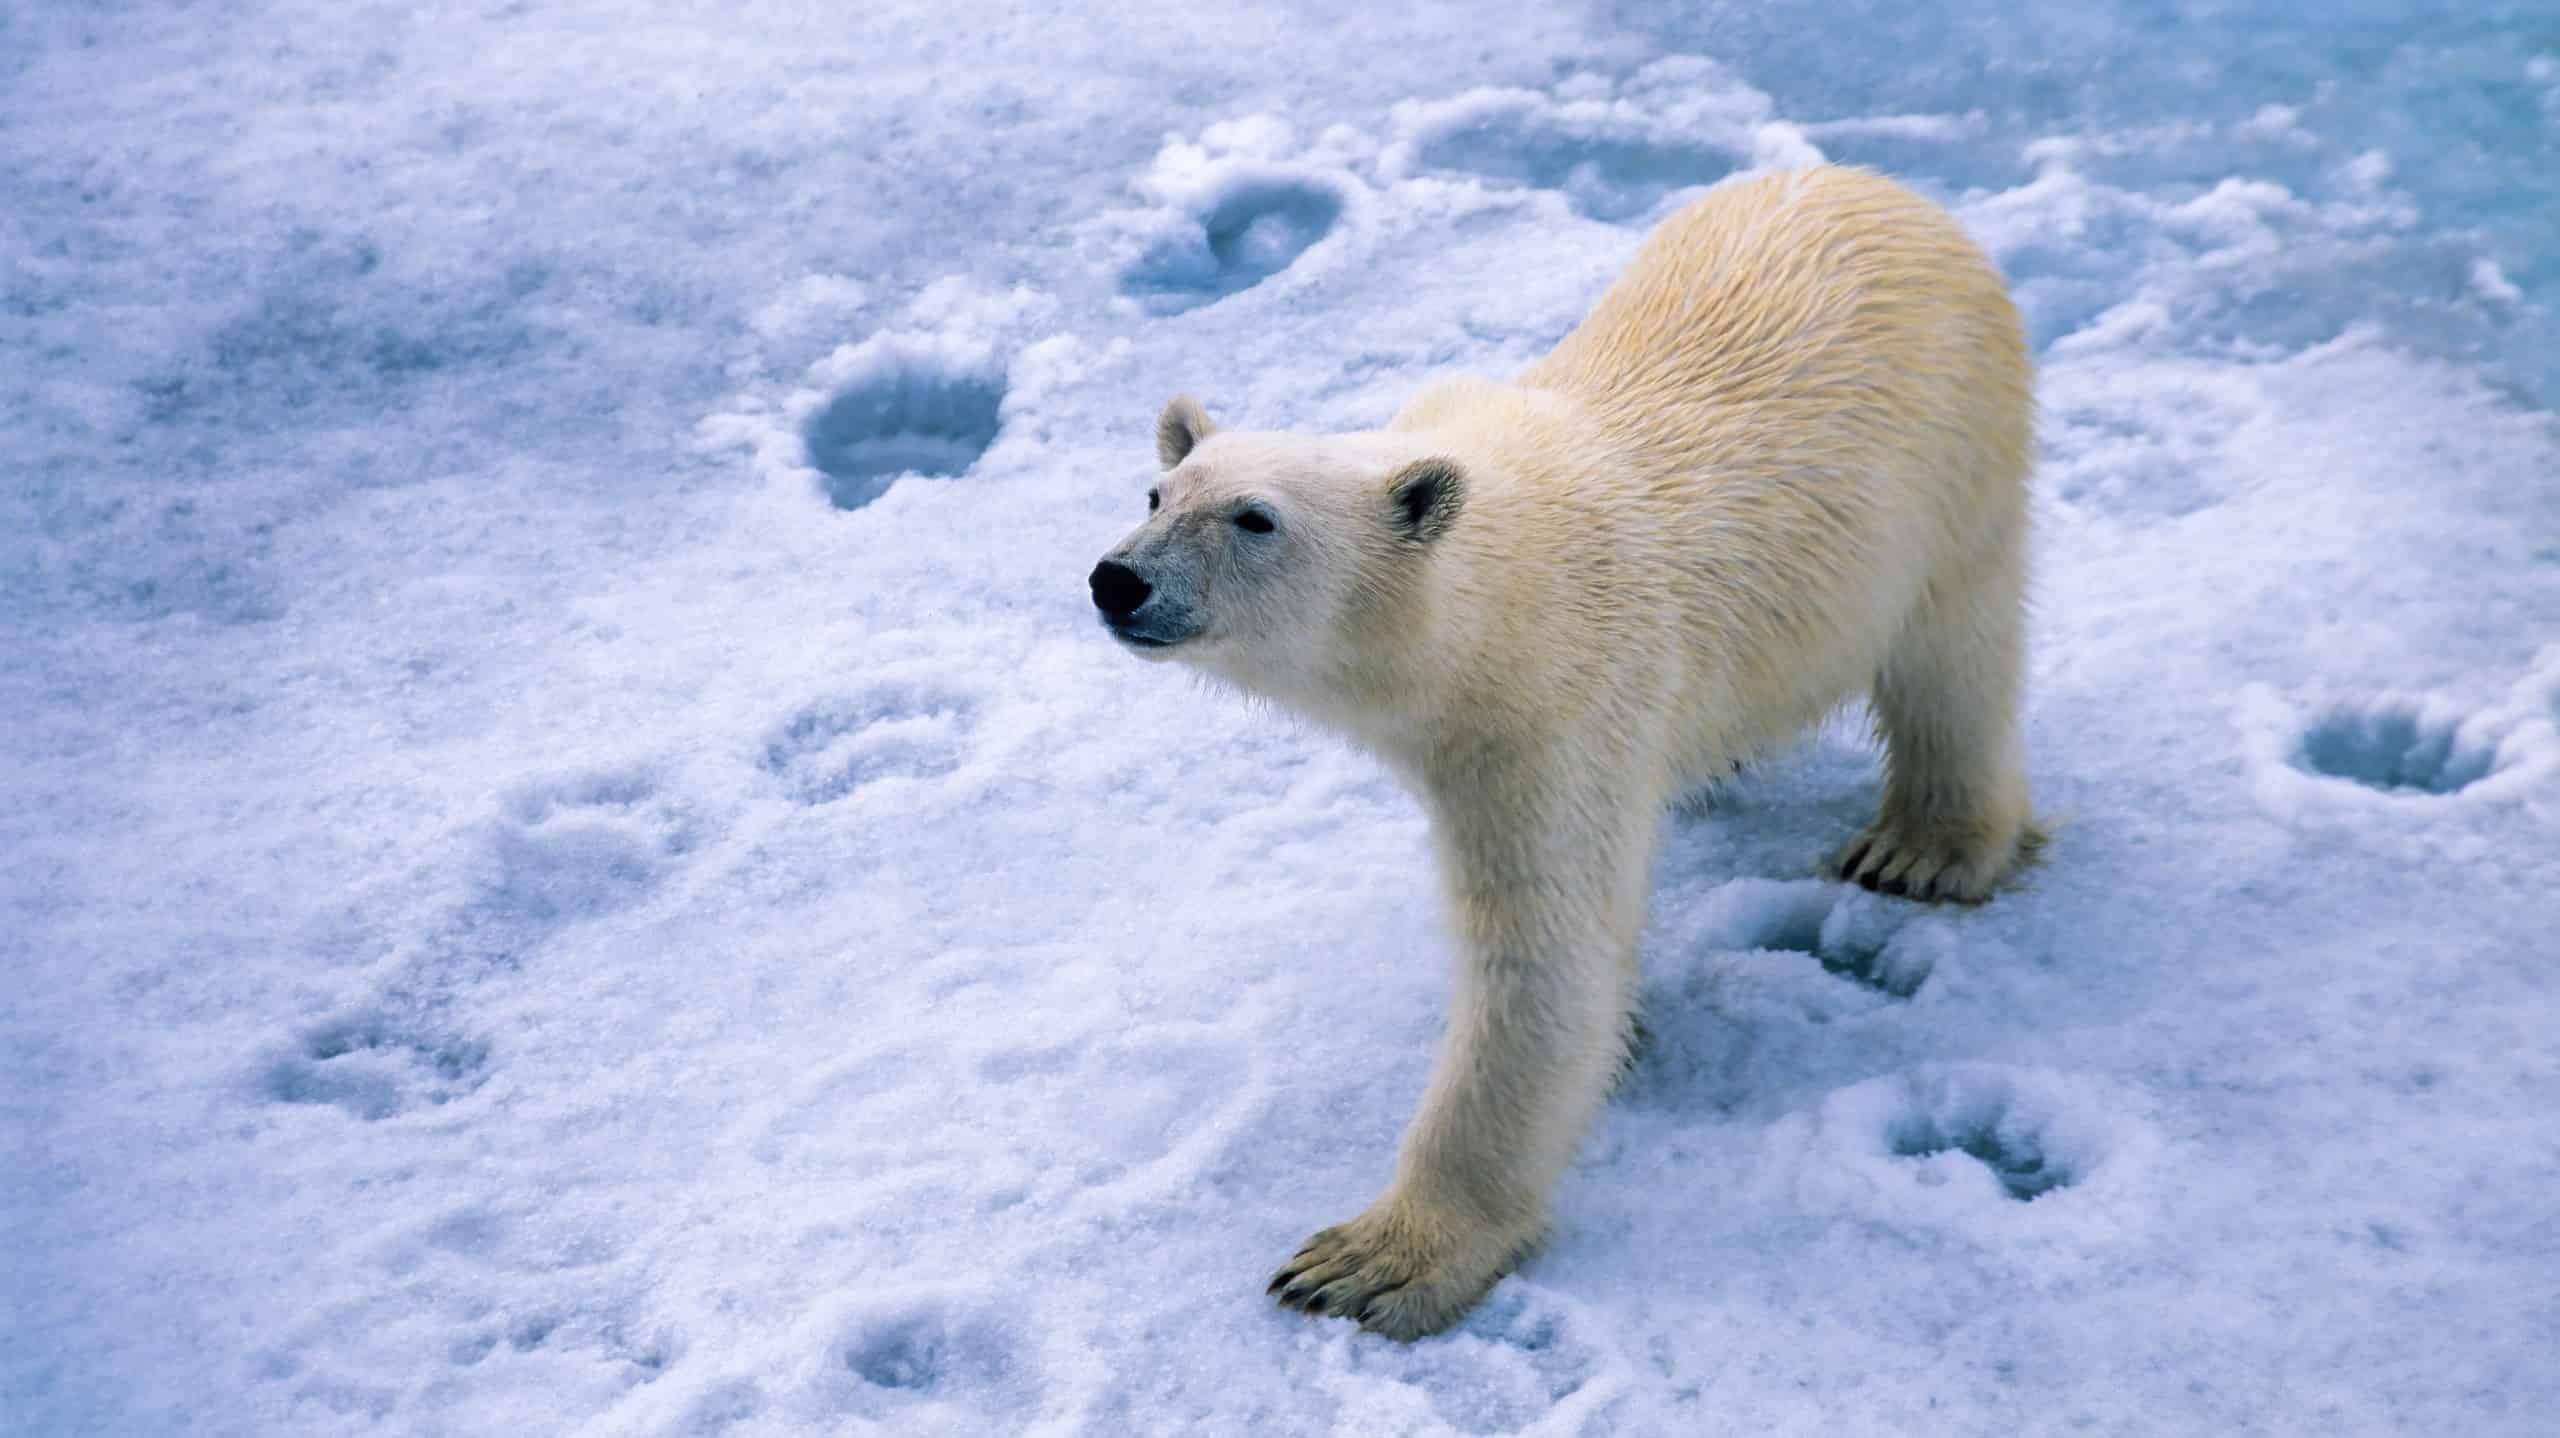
[1089,396,1466,704]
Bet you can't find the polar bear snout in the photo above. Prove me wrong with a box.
[1089,559,1153,618]
[1089,555,1200,653]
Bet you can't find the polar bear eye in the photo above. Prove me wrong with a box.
[1234,508,1277,535]
[1147,487,1161,513]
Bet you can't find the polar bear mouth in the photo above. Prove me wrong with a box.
[1098,602,1201,655]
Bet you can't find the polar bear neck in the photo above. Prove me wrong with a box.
[1282,376,1668,774]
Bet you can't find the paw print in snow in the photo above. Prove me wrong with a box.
[812,1291,1045,1428]
[801,341,1007,511]
[2294,698,2501,795]
[1121,176,1345,315]
[1385,59,1806,222]
[260,1007,490,1121]
[1110,117,1360,316]
[482,769,695,923]
[1695,878,1946,998]
[761,685,979,805]
[2240,663,2560,822]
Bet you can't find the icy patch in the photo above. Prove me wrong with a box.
[1959,143,2516,362]
[1963,166,2192,351]
[1794,110,1996,186]
[1384,59,1817,222]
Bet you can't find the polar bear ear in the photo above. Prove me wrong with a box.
[1387,457,1466,544]
[1156,395,1218,470]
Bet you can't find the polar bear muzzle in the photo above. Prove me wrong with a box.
[1087,553,1202,653]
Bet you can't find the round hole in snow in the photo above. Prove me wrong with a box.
[802,365,1005,511]
[2295,702,2496,795]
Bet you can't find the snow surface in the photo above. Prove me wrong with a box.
[5,3,2557,1434]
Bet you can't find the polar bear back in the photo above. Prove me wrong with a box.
[1407,166,2032,780]
[1527,163,2028,542]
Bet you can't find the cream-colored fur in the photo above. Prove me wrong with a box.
[1092,166,2037,1338]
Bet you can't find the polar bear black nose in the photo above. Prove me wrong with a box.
[1089,560,1153,618]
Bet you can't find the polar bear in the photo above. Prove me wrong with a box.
[1088,165,2038,1338]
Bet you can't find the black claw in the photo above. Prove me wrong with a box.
[1838,841,1871,876]
[1882,874,1910,897]
[1304,1291,1327,1314]
[1267,1273,1289,1295]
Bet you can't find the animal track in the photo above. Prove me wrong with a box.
[1699,879,1938,998]
[261,1008,490,1120]
[2295,699,2500,795]
[1376,1288,1607,1435]
[1410,114,1736,222]
[1891,1117,2069,1201]
[2243,661,2560,820]
[1866,1067,2097,1205]
[801,348,1006,511]
[1622,881,1949,1113]
[680,1379,765,1432]
[1120,175,1344,315]
[847,1316,970,1391]
[825,1296,1034,1422]
[139,230,541,423]
[482,769,695,923]
[1393,69,1768,222]
[2038,374,2240,520]
[760,685,977,804]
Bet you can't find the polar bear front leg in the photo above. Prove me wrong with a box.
[1270,770,1651,1339]
[1834,545,2038,902]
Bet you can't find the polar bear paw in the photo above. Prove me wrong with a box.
[1833,814,2040,904]
[1268,1196,1524,1341]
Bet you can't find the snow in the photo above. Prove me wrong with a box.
[4,2,2556,1434]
